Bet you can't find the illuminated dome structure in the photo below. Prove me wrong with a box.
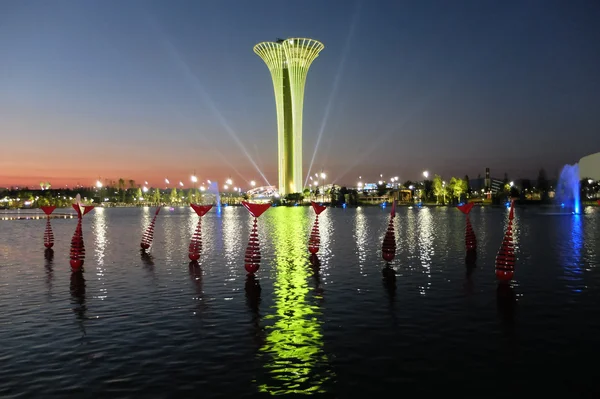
[579,152,600,180]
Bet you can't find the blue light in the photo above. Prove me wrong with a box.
[561,203,565,208]
[342,203,347,209]
[505,202,511,208]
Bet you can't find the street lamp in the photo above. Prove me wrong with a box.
[250,180,256,187]
[423,171,429,179]
[96,180,103,188]
[226,178,233,185]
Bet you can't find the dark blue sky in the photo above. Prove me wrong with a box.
[1,0,599,187]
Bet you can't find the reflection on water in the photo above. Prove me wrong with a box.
[93,207,108,301]
[44,248,54,297]
[496,282,517,329]
[354,208,369,276]
[563,215,584,293]
[245,274,264,347]
[222,207,240,285]
[141,250,156,282]
[309,254,324,300]
[465,250,477,277]
[258,208,333,395]
[70,271,87,336]
[189,261,207,314]
[417,208,434,295]
[382,265,396,301]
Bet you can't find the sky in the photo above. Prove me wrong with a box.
[1,0,599,189]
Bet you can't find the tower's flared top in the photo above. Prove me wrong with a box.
[254,37,324,69]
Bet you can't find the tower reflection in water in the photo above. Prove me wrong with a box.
[257,208,333,395]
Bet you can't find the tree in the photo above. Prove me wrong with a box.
[152,188,161,204]
[128,179,135,189]
[423,180,433,202]
[118,178,126,203]
[448,177,467,203]
[187,189,194,204]
[464,175,470,198]
[537,168,549,201]
[170,188,178,204]
[376,183,387,197]
[136,188,143,203]
[432,175,444,204]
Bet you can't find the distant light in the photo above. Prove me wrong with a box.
[423,171,429,179]
[250,180,256,187]
[207,180,212,184]
[96,180,102,188]
[165,178,170,184]
[342,203,347,209]
[224,184,229,190]
[510,181,514,187]
[143,186,148,193]
[191,175,198,183]
[179,181,184,187]
[200,186,206,191]
[226,178,233,185]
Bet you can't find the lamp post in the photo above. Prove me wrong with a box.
[191,174,198,202]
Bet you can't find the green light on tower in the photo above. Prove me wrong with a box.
[254,38,324,196]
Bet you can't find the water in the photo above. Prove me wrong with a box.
[557,163,581,214]
[1,205,600,397]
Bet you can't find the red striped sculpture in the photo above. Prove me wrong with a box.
[188,204,213,261]
[141,207,161,250]
[41,206,57,249]
[69,204,94,272]
[495,202,515,281]
[242,201,271,275]
[308,201,326,254]
[381,200,396,262]
[457,202,476,252]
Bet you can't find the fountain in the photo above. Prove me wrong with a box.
[556,163,580,214]
[204,181,222,213]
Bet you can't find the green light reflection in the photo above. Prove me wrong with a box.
[257,208,334,395]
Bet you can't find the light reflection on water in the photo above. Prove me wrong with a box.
[354,207,368,276]
[1,206,600,396]
[563,214,584,293]
[417,208,434,295]
[93,207,108,301]
[258,208,333,395]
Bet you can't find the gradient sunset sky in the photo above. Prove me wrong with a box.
[1,0,599,189]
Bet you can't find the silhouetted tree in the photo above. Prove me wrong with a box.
[537,168,549,201]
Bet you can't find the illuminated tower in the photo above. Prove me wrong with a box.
[254,38,324,195]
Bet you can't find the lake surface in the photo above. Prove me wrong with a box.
[1,205,599,397]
